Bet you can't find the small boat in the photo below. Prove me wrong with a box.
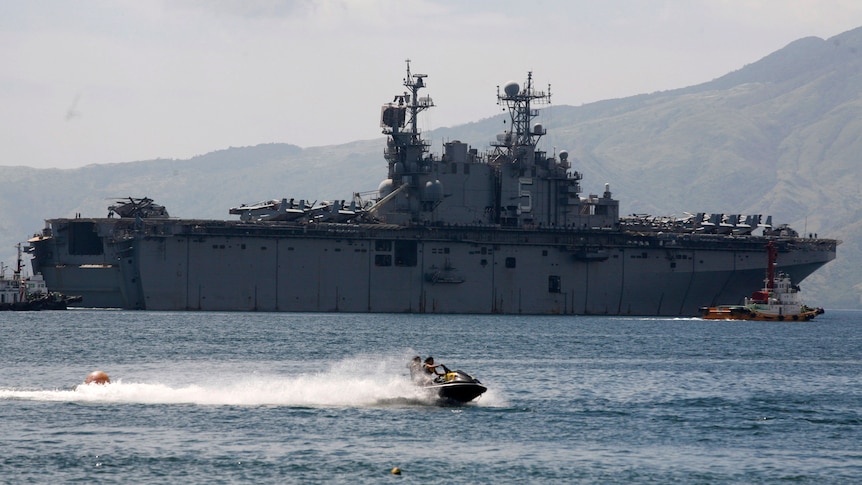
[0,244,82,311]
[700,242,825,321]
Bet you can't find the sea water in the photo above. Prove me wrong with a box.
[1,309,859,483]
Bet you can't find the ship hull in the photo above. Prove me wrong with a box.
[29,218,838,316]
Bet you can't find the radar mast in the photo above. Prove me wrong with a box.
[381,59,434,179]
[494,72,551,169]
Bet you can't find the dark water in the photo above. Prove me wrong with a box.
[1,310,860,483]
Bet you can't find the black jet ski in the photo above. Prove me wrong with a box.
[423,365,487,403]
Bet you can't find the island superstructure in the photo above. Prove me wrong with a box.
[28,63,838,314]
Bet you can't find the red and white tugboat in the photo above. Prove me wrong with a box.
[699,242,825,321]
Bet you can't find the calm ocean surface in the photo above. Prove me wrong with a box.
[1,309,860,483]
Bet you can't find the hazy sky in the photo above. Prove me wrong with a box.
[3,0,862,169]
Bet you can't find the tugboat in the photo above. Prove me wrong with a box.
[0,244,82,311]
[699,242,825,321]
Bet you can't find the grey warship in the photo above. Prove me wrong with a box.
[28,63,838,315]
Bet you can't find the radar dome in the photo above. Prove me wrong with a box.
[504,81,520,97]
[559,150,568,160]
[422,180,444,202]
[378,179,394,198]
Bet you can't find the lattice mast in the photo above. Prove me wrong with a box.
[494,72,551,170]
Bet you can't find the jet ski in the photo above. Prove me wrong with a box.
[423,365,487,403]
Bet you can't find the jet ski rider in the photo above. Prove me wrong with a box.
[408,356,423,382]
[423,356,447,382]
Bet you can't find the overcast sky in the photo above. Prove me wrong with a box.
[3,0,862,169]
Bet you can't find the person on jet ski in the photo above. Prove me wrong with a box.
[408,356,423,382]
[423,356,447,382]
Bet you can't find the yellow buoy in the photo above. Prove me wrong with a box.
[390,467,401,475]
[84,370,111,385]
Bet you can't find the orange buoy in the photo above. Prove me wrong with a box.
[84,370,111,385]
